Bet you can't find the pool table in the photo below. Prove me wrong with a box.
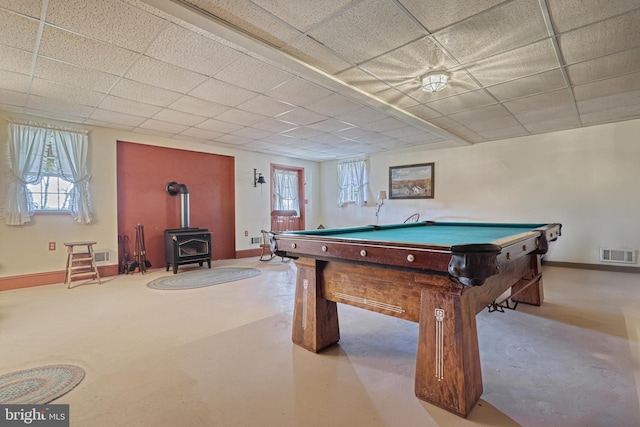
[272,221,561,417]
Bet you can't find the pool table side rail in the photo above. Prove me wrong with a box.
[273,223,561,287]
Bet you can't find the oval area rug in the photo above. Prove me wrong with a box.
[0,364,85,404]
[147,267,262,290]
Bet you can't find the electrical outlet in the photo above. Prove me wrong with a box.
[244,230,248,237]
[48,242,56,251]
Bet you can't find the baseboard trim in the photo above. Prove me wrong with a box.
[544,261,640,273]
[0,265,119,292]
[235,248,262,259]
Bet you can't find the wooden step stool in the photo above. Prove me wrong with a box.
[64,241,102,289]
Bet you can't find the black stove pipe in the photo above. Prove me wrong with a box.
[166,181,190,228]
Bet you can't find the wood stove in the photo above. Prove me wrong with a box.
[164,181,212,274]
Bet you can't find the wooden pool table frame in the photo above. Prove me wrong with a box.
[273,222,561,417]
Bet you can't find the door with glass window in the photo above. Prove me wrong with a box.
[270,164,304,231]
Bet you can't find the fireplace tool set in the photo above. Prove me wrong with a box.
[119,224,151,274]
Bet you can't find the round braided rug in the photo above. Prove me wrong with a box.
[0,364,85,404]
[147,267,262,290]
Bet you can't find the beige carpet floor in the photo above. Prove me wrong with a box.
[0,259,638,426]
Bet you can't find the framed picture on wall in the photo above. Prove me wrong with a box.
[389,162,434,199]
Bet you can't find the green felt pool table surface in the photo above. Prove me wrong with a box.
[288,221,550,247]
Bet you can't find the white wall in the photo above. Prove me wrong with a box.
[320,118,640,266]
[0,110,319,277]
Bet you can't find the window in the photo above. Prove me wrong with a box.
[26,141,74,211]
[337,157,369,207]
[273,169,300,214]
[4,120,93,225]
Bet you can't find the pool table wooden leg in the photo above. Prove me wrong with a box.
[291,257,340,352]
[415,289,482,417]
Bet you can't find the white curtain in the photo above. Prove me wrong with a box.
[52,129,92,224]
[273,169,299,214]
[4,120,92,225]
[4,123,48,225]
[337,157,369,207]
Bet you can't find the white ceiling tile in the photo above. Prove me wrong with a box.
[167,95,230,117]
[465,39,560,86]
[266,77,333,107]
[449,104,513,125]
[559,9,640,65]
[0,0,42,18]
[307,118,354,132]
[577,89,640,115]
[24,108,86,124]
[146,23,243,76]
[217,134,253,145]
[189,78,257,107]
[465,115,523,133]
[215,108,266,126]
[27,94,94,117]
[523,116,582,134]
[476,123,529,140]
[151,108,207,127]
[359,37,456,83]
[236,95,295,116]
[426,90,497,115]
[214,54,293,92]
[195,118,243,134]
[125,56,208,93]
[306,93,364,116]
[46,0,167,51]
[338,106,394,127]
[404,104,441,121]
[276,108,327,126]
[573,71,640,101]
[280,126,324,139]
[0,44,33,74]
[335,67,395,95]
[434,0,549,64]
[0,8,39,50]
[503,89,574,114]
[400,0,506,32]
[547,0,640,32]
[183,0,300,48]
[0,69,30,92]
[281,35,352,74]
[39,25,140,75]
[34,57,119,93]
[137,118,189,134]
[251,0,352,33]
[252,118,298,133]
[82,118,135,131]
[178,127,225,140]
[98,95,163,117]
[566,47,640,86]
[515,104,579,125]
[230,126,272,140]
[110,79,182,107]
[358,116,408,133]
[0,87,27,107]
[486,69,567,102]
[30,78,104,107]
[307,0,424,64]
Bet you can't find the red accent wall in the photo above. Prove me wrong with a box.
[116,141,235,270]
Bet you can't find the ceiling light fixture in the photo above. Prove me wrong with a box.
[421,71,450,93]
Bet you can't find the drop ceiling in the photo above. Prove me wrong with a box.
[1,0,639,162]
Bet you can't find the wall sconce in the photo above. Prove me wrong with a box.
[253,169,266,187]
[375,190,387,224]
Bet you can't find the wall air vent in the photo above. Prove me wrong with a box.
[94,250,111,264]
[599,248,636,264]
